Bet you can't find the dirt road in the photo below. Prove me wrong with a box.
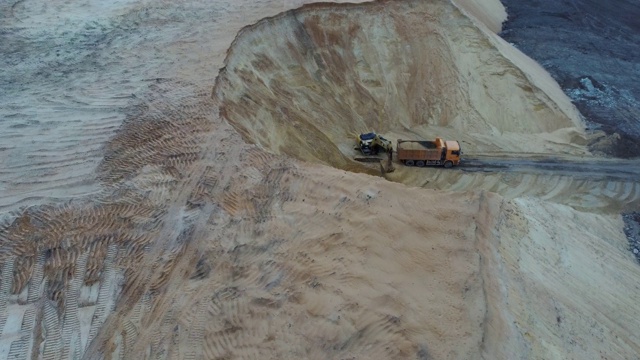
[377,151,640,213]
[460,155,640,182]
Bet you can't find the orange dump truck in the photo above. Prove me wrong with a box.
[396,138,461,168]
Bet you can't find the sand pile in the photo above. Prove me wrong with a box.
[0,0,639,359]
[4,148,638,358]
[213,0,640,212]
[4,142,638,358]
[214,0,586,172]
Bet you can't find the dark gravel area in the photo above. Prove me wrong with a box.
[499,0,640,262]
[499,0,640,159]
[623,213,640,263]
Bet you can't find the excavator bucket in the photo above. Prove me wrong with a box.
[379,147,395,175]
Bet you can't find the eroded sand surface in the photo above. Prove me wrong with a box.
[1,0,639,359]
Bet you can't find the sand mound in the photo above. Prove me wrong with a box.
[472,194,640,358]
[215,0,586,171]
[5,150,638,359]
[1,0,639,359]
[450,0,507,33]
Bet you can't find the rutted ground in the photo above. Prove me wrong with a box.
[0,0,639,359]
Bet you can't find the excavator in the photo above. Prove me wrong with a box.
[355,132,395,174]
[356,132,392,155]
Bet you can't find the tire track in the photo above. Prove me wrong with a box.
[183,302,206,360]
[7,252,47,360]
[87,244,117,346]
[0,261,14,333]
[391,156,640,212]
[27,253,45,297]
[60,252,88,359]
[41,300,62,360]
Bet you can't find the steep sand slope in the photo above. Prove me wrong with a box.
[450,0,507,34]
[0,0,639,359]
[477,196,640,358]
[215,0,586,170]
[0,0,368,215]
[214,0,639,211]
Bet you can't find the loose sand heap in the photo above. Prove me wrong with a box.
[0,0,639,359]
[215,1,585,169]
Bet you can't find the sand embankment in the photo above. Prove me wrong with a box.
[0,0,639,359]
[215,0,586,171]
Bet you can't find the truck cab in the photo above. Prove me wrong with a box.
[444,140,462,167]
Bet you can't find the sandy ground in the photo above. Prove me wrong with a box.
[0,0,639,359]
[216,1,586,165]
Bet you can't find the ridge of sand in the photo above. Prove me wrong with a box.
[450,0,585,132]
[451,0,507,34]
[215,0,588,172]
[0,0,638,359]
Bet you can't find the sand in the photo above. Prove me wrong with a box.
[216,1,587,168]
[0,0,639,359]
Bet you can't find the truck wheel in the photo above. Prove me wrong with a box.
[405,160,415,166]
[416,160,425,167]
[444,161,453,168]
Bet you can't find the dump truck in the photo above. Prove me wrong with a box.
[356,132,393,155]
[396,137,461,168]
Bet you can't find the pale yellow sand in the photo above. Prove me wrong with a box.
[0,0,638,359]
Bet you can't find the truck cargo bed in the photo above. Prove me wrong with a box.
[397,140,444,161]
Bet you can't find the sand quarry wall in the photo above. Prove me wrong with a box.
[0,0,638,359]
[215,0,585,170]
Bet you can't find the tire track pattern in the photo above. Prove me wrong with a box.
[128,163,423,359]
[0,77,477,359]
[0,79,217,359]
[0,0,433,359]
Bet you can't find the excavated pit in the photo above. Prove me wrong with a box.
[1,0,640,358]
[213,0,640,213]
[214,0,585,174]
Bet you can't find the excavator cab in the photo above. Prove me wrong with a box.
[358,132,377,155]
[357,132,392,155]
